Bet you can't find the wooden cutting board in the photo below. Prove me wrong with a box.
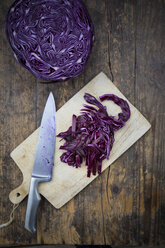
[9,72,151,209]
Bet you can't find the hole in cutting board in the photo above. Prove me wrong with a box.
[16,192,21,197]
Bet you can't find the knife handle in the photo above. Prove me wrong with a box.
[25,177,43,233]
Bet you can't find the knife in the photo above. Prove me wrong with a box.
[25,92,56,233]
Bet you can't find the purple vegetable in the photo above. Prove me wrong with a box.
[6,0,94,81]
[57,93,131,177]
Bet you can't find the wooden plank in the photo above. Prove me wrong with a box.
[133,0,165,245]
[0,0,37,245]
[104,0,165,246]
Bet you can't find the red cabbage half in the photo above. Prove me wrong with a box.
[57,93,131,177]
[6,0,94,81]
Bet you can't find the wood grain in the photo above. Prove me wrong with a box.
[0,0,164,246]
[9,72,151,208]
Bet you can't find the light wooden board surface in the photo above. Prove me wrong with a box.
[9,72,151,208]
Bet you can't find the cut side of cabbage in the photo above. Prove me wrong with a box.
[6,0,94,81]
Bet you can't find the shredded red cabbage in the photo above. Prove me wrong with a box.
[57,93,131,177]
[6,0,94,81]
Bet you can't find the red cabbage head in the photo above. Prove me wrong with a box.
[6,0,94,81]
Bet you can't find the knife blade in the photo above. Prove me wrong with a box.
[25,92,56,233]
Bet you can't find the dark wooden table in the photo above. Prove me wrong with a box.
[0,0,165,246]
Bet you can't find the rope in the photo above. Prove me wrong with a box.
[0,203,19,229]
